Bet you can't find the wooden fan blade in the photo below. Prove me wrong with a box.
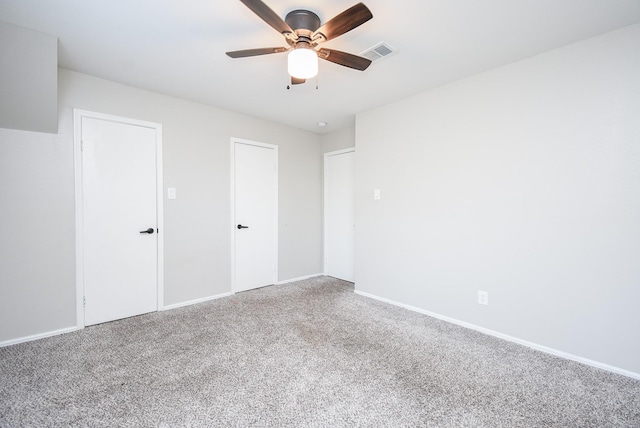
[291,77,306,85]
[312,3,372,42]
[317,48,372,71]
[226,47,287,58]
[240,0,297,38]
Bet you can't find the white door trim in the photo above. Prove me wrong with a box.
[73,109,164,329]
[323,147,355,277]
[230,138,279,293]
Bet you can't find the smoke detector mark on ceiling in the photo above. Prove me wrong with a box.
[360,42,396,63]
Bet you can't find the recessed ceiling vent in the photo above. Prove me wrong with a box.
[360,42,396,63]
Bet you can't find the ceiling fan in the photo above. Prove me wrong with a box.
[226,0,373,85]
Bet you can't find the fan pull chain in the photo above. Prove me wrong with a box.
[285,76,319,90]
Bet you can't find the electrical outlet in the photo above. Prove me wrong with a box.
[478,290,489,305]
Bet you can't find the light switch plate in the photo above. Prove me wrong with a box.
[168,188,176,199]
[374,189,381,200]
[478,290,489,305]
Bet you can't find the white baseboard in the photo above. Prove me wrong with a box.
[0,326,80,348]
[161,292,234,311]
[354,290,640,381]
[2,292,235,347]
[276,273,324,285]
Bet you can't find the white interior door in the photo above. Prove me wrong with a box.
[233,140,278,293]
[324,149,355,282]
[81,116,159,326]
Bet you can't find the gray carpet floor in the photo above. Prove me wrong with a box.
[1,276,639,427]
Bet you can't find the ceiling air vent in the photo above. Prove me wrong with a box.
[360,42,396,63]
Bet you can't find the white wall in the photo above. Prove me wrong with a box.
[355,24,640,374]
[321,126,355,154]
[0,22,57,133]
[0,69,323,343]
[0,119,76,340]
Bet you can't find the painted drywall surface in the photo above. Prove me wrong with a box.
[59,70,323,300]
[320,126,355,154]
[276,138,323,280]
[355,24,640,374]
[0,69,322,342]
[0,111,76,341]
[0,22,57,133]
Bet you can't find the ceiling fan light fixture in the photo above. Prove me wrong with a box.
[288,47,318,79]
[227,1,374,83]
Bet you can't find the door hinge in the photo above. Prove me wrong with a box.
[80,140,84,151]
[83,296,86,307]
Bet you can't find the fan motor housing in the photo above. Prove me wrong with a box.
[285,9,320,32]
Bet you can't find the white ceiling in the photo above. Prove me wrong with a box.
[2,0,640,134]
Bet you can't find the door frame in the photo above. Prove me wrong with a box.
[73,109,164,329]
[230,138,279,293]
[323,147,355,277]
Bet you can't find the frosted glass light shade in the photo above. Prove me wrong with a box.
[288,48,318,79]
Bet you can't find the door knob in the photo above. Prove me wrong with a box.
[237,224,249,229]
[140,228,155,234]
